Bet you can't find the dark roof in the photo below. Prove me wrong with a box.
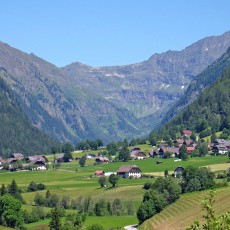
[174,166,184,172]
[117,165,141,173]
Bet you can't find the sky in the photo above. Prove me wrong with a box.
[0,0,230,67]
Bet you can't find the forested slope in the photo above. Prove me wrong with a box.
[160,66,230,137]
[161,47,230,125]
[0,68,59,156]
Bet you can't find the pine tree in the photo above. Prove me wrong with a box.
[7,179,23,202]
[49,207,62,230]
[0,184,7,196]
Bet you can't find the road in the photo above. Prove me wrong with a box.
[124,224,138,230]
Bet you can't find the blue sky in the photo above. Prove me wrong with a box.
[0,0,230,67]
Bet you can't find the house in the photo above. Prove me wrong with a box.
[158,146,180,158]
[24,155,48,170]
[117,165,142,178]
[212,139,230,154]
[174,166,184,177]
[174,139,184,147]
[95,170,105,176]
[130,150,146,160]
[7,153,24,164]
[56,153,65,162]
[149,148,159,157]
[10,153,24,160]
[184,139,193,146]
[181,130,192,137]
[95,156,110,164]
[129,146,141,152]
[25,155,48,163]
[187,146,195,154]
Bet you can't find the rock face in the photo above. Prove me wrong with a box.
[0,31,230,143]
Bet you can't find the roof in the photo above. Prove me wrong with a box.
[27,155,47,163]
[117,165,141,173]
[130,150,146,158]
[182,130,192,135]
[215,139,230,146]
[10,153,23,159]
[160,146,180,154]
[95,170,105,175]
[176,139,184,144]
[96,156,110,162]
[184,139,193,146]
[56,153,64,159]
[174,166,185,171]
[187,146,195,151]
[129,146,141,151]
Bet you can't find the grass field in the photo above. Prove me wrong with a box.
[0,154,229,229]
[139,186,230,230]
[24,215,138,230]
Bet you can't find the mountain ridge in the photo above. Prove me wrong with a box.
[1,31,230,143]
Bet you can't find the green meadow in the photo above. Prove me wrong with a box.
[0,154,229,229]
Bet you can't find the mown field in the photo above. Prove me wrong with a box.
[139,186,230,230]
[0,154,229,229]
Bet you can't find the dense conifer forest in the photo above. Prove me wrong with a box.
[0,69,59,157]
[160,66,230,138]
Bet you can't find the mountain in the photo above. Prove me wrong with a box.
[160,65,230,138]
[62,31,230,129]
[161,47,230,125]
[0,31,230,143]
[0,68,59,157]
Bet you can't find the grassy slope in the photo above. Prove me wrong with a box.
[140,186,230,230]
[0,154,229,229]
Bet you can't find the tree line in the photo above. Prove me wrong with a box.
[137,165,216,224]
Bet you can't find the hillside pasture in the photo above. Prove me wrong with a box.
[140,186,230,230]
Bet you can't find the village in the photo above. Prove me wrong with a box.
[0,130,229,180]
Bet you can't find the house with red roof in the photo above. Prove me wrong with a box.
[186,146,195,154]
[95,170,105,176]
[181,130,192,136]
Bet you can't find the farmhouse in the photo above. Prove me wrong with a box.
[24,155,48,170]
[212,139,230,154]
[181,130,192,137]
[10,153,24,160]
[153,145,180,158]
[56,153,65,162]
[117,165,142,178]
[130,150,146,160]
[186,146,195,154]
[174,166,184,177]
[95,156,110,163]
[95,170,105,176]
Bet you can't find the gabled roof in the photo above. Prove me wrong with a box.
[182,130,192,135]
[130,150,146,158]
[10,153,23,159]
[95,156,110,162]
[187,146,195,152]
[129,146,141,151]
[117,165,141,173]
[215,139,230,146]
[27,155,48,163]
[160,146,180,154]
[95,170,105,175]
[184,139,193,146]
